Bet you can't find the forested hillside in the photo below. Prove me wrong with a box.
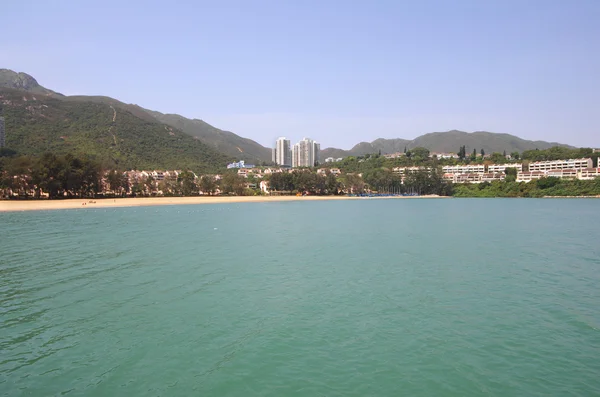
[0,89,230,172]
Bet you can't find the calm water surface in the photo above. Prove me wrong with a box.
[1,199,599,396]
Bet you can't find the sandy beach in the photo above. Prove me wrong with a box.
[0,195,446,213]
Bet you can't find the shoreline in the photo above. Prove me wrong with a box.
[0,195,446,213]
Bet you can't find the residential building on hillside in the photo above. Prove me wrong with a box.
[578,168,600,180]
[481,173,506,182]
[227,160,255,169]
[0,116,5,148]
[546,169,578,179]
[528,158,592,172]
[517,171,546,182]
[325,157,335,163]
[272,137,292,167]
[392,166,430,175]
[487,163,523,173]
[442,164,485,174]
[454,173,484,184]
[443,173,503,184]
[430,152,459,160]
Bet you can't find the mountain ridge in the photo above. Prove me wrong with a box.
[321,130,573,159]
[1,68,580,165]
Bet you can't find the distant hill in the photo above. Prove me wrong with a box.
[321,130,572,158]
[144,110,272,163]
[1,68,273,164]
[1,68,577,167]
[0,88,230,172]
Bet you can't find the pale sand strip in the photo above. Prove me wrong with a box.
[0,195,445,213]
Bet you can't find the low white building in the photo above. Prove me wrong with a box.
[454,173,483,184]
[442,164,485,174]
[481,173,506,182]
[546,169,578,179]
[578,168,600,180]
[430,152,459,160]
[528,158,593,172]
[393,166,430,175]
[517,171,546,182]
[487,163,523,173]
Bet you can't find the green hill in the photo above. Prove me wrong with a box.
[321,130,572,158]
[144,110,272,163]
[0,88,230,172]
[1,68,272,164]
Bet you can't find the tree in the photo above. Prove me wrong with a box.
[411,147,430,160]
[537,176,560,189]
[199,175,217,195]
[504,167,517,182]
[342,173,365,194]
[325,173,339,195]
[503,150,507,157]
[269,172,294,192]
[144,176,155,195]
[511,151,520,160]
[178,171,197,196]
[221,172,245,195]
[480,149,485,157]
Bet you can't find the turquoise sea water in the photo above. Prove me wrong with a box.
[1,199,599,396]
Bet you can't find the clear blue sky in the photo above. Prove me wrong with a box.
[3,0,599,149]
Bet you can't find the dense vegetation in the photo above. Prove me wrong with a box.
[145,110,272,163]
[521,147,598,163]
[1,89,231,173]
[0,153,103,199]
[454,178,600,198]
[0,153,257,199]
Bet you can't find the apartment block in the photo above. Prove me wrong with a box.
[487,163,523,173]
[516,171,547,182]
[578,168,600,180]
[442,164,485,174]
[273,137,292,167]
[292,137,320,167]
[528,158,592,172]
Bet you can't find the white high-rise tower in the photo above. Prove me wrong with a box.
[273,137,291,166]
[293,138,320,167]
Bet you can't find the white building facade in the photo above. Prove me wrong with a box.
[487,163,523,173]
[292,138,320,167]
[442,164,486,174]
[528,158,592,172]
[272,137,291,167]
